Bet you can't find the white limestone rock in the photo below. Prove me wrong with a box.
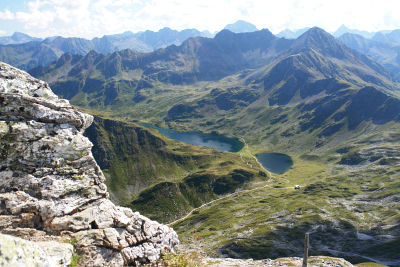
[0,233,73,267]
[0,62,179,266]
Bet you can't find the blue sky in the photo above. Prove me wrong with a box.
[0,0,26,10]
[0,0,399,38]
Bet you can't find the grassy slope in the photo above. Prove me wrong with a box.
[81,107,400,264]
[83,114,267,223]
[172,132,400,265]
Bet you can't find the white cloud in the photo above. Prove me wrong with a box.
[112,0,141,6]
[0,9,15,20]
[1,0,400,38]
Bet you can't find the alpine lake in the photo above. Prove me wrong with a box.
[141,123,293,174]
[256,152,293,174]
[140,123,244,152]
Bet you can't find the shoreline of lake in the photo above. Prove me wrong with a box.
[140,123,244,152]
[256,153,293,174]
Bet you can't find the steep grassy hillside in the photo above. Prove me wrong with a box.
[84,115,266,223]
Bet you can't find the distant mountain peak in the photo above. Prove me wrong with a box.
[276,27,310,39]
[215,29,236,39]
[0,32,42,45]
[335,24,350,32]
[296,27,335,45]
[120,31,134,37]
[333,25,375,39]
[372,30,400,45]
[87,49,100,55]
[214,28,275,45]
[224,20,258,33]
[305,26,330,35]
[11,32,31,38]
[292,27,353,60]
[159,27,173,32]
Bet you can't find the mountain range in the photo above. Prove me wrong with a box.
[0,20,261,71]
[338,32,400,79]
[0,27,212,70]
[4,20,400,72]
[7,23,400,264]
[277,24,394,40]
[332,25,377,39]
[30,27,398,107]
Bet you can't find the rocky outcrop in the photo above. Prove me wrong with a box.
[0,62,178,266]
[203,256,354,266]
[0,233,73,267]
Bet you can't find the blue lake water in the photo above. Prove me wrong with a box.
[256,153,293,174]
[140,123,244,152]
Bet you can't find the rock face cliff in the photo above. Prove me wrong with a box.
[0,62,179,266]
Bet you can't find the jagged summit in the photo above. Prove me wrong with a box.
[293,27,337,47]
[286,27,393,84]
[291,27,348,57]
[0,62,178,266]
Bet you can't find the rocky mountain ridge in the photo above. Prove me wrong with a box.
[0,61,178,266]
[30,27,399,112]
[0,28,211,71]
[338,32,400,79]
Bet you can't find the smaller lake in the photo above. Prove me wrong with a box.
[256,153,293,174]
[140,123,244,152]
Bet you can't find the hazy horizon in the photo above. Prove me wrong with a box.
[0,0,399,39]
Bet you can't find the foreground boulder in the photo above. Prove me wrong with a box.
[0,62,179,266]
[0,233,73,267]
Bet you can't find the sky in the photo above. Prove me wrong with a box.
[0,0,400,38]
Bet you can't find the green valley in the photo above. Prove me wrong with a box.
[83,115,266,223]
[30,27,400,265]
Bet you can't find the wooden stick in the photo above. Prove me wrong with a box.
[302,232,309,267]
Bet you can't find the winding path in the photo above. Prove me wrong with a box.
[167,180,295,226]
[168,137,296,226]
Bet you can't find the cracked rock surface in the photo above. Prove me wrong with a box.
[0,62,179,266]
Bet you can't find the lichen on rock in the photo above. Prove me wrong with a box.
[0,62,179,266]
